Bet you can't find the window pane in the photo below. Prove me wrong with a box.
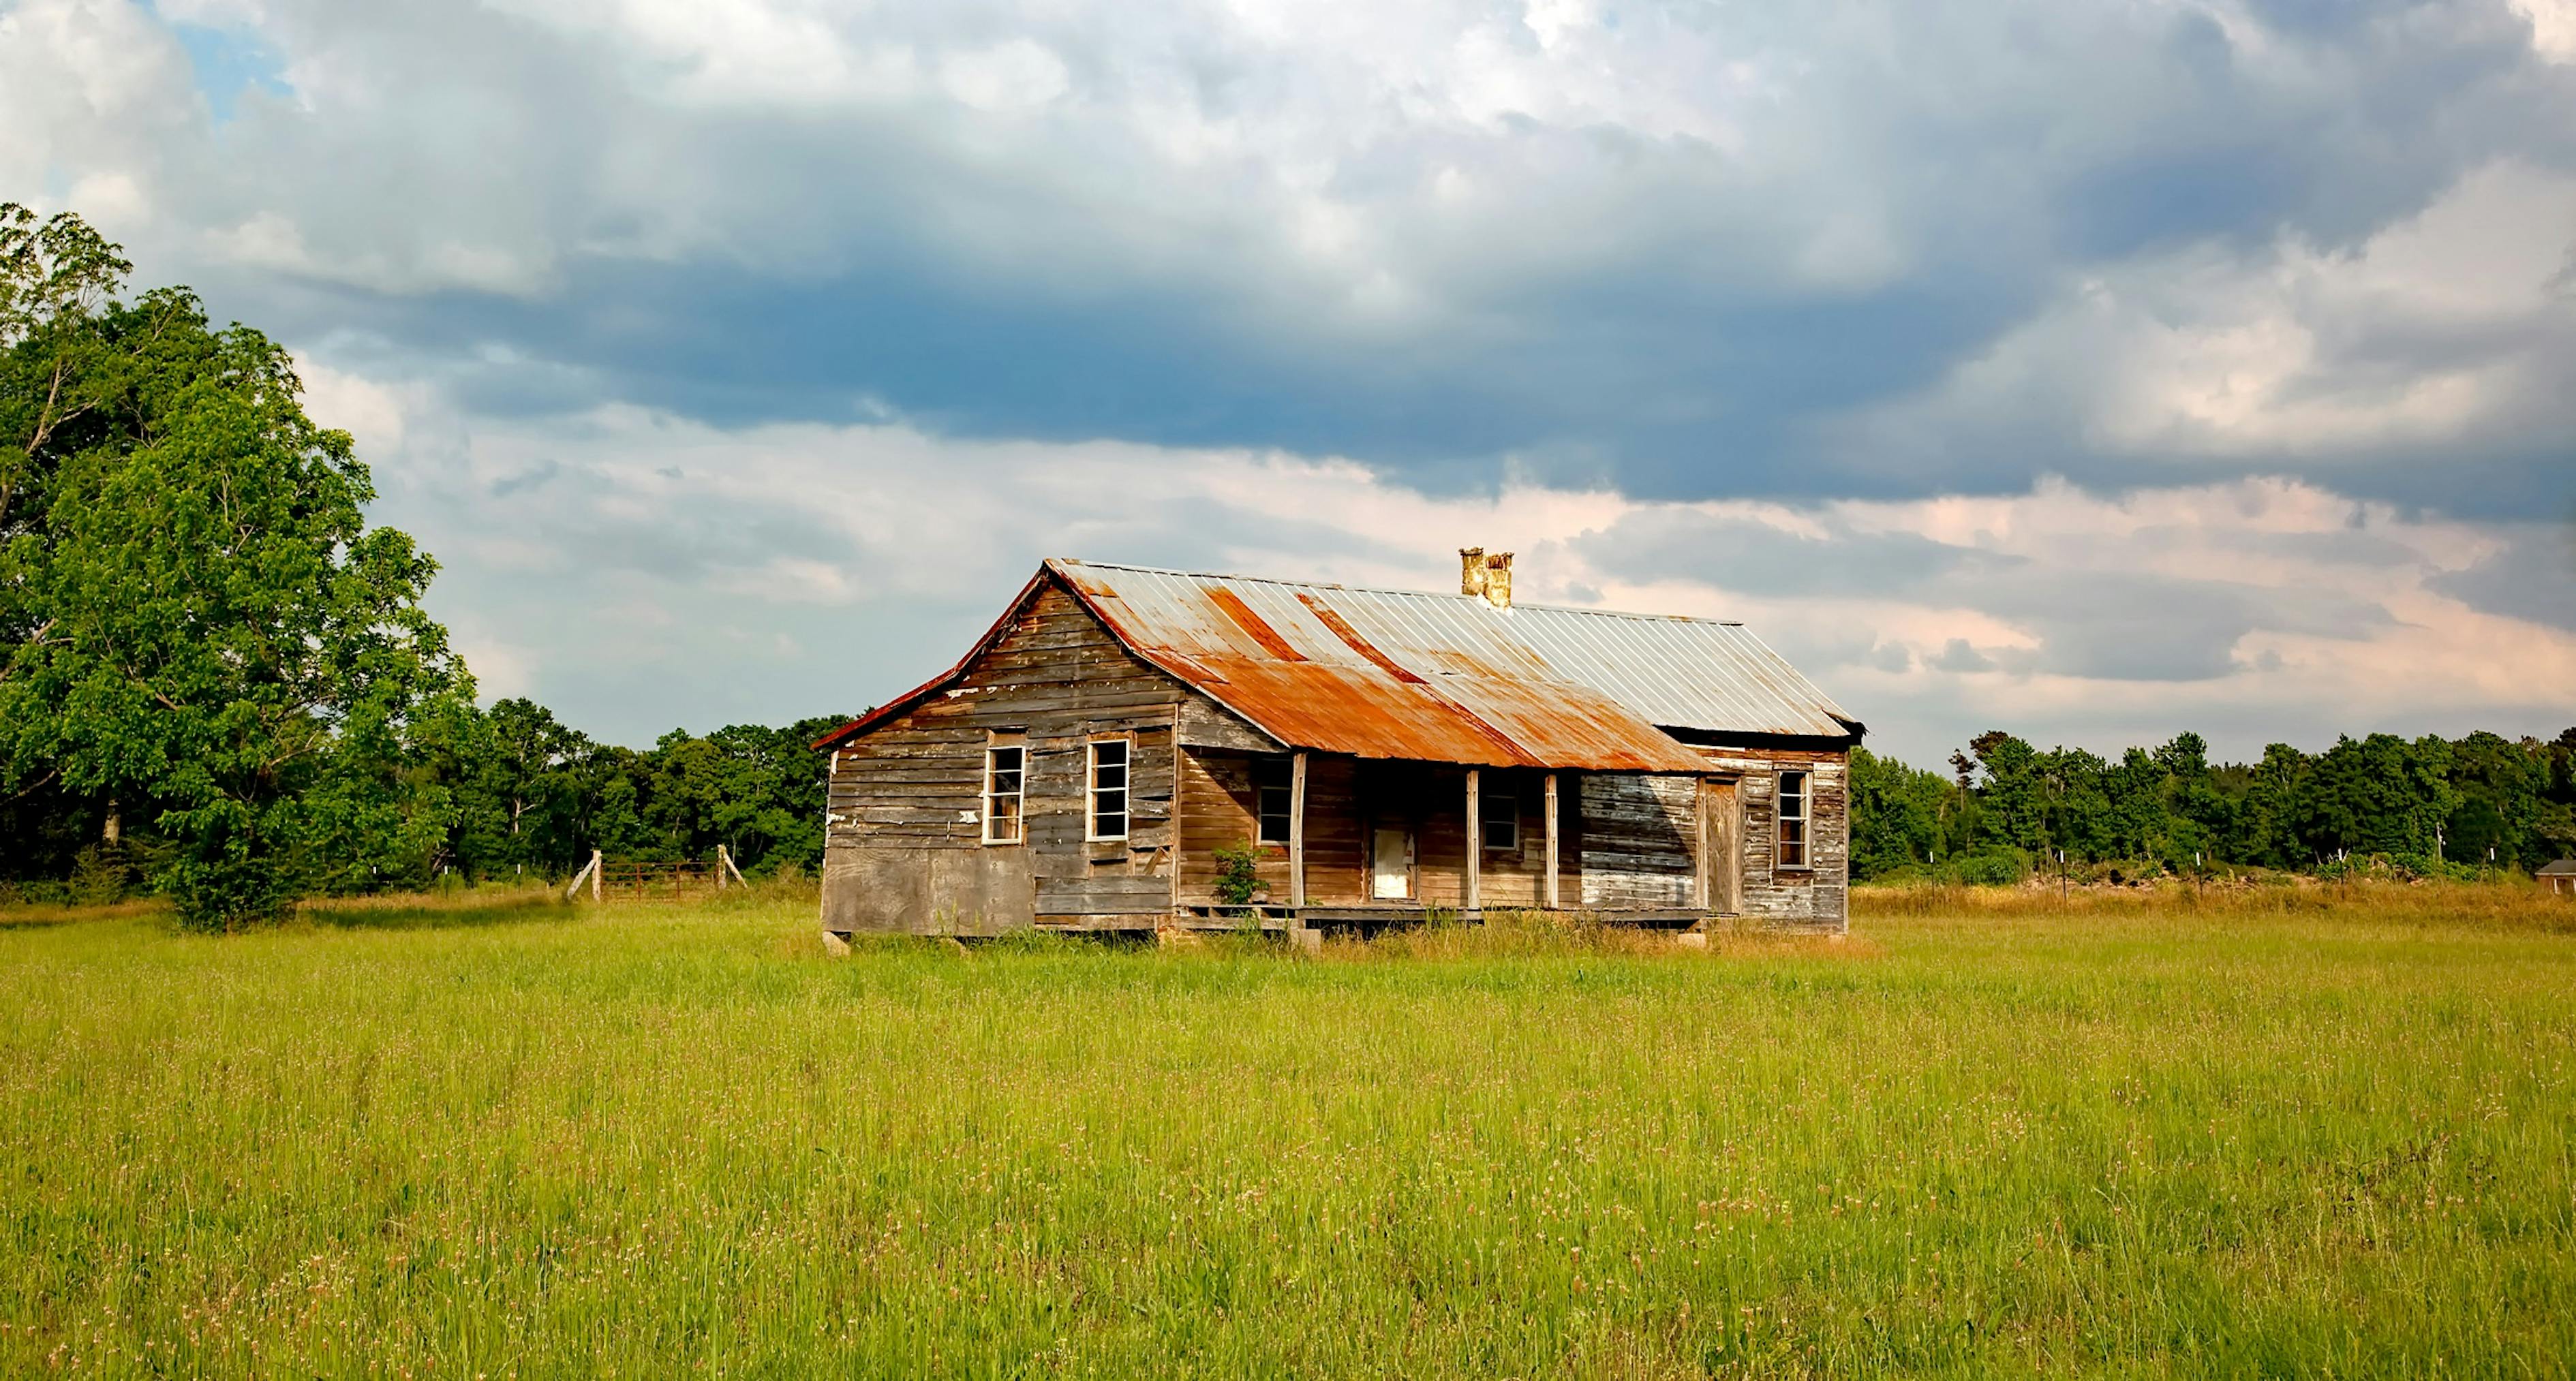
[1482,788,1517,850]
[985,746,1026,843]
[1089,742,1131,838]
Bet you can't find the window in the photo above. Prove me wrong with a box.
[1777,771,1809,869]
[982,745,1025,844]
[1088,739,1130,841]
[1257,760,1293,846]
[1482,781,1518,852]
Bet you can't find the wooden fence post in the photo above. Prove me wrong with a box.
[564,852,598,903]
[592,848,603,903]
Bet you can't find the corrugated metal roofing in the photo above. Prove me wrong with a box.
[1049,559,1858,771]
[814,559,1861,769]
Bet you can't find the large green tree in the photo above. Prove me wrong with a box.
[0,204,465,927]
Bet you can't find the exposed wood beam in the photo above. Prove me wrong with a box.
[1289,750,1308,909]
[1544,772,1560,910]
[1694,778,1711,912]
[1465,768,1482,912]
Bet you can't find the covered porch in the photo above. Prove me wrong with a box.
[1167,746,1744,936]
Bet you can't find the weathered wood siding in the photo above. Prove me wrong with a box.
[821,571,1849,934]
[1578,775,1698,907]
[1175,750,1364,904]
[1567,748,1848,929]
[822,582,1197,933]
[1340,762,1571,909]
[1699,746,1849,931]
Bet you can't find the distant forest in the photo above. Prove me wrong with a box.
[13,712,2572,907]
[1,702,850,901]
[1849,728,2576,884]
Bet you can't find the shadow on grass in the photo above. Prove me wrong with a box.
[298,890,578,932]
[0,898,168,929]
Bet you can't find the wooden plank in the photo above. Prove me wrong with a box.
[1289,749,1308,907]
[1465,768,1481,912]
[1544,772,1559,910]
[1695,776,1711,911]
[1176,696,1282,753]
[1035,876,1180,914]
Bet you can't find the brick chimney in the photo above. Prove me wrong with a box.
[1458,548,1514,608]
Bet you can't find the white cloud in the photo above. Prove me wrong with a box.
[1838,159,2576,476]
[2513,0,2576,60]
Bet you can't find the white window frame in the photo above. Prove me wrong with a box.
[1087,737,1132,842]
[982,743,1026,845]
[1482,781,1519,852]
[1777,770,1810,870]
[1256,760,1293,847]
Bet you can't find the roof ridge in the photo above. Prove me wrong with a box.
[1049,557,1745,626]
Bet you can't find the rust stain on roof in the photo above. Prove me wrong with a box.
[1207,587,1306,662]
[1058,562,1723,772]
[1297,593,1423,684]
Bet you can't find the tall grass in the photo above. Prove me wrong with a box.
[1,884,2571,1376]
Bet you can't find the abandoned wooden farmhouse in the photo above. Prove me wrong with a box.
[813,553,1865,942]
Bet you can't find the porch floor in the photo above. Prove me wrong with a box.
[1159,903,1719,933]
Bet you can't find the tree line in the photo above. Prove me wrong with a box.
[0,700,848,903]
[1848,728,2576,884]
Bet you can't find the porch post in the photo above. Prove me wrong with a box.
[1544,772,1560,909]
[1693,777,1711,910]
[1289,750,1308,907]
[1465,769,1482,912]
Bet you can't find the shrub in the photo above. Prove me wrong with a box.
[1212,840,1261,907]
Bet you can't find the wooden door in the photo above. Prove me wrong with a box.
[1700,779,1741,914]
[1371,825,1414,900]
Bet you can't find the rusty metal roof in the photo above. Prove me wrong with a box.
[1048,559,1858,771]
[814,559,1860,768]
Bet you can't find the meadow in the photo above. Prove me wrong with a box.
[3,883,2573,1378]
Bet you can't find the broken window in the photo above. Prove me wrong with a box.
[1482,780,1518,852]
[983,745,1025,845]
[1777,770,1809,869]
[1257,760,1293,846]
[1088,739,1131,841]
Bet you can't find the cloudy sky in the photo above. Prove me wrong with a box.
[6,0,2574,764]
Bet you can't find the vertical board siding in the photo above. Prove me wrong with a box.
[1351,762,1563,910]
[1696,746,1850,931]
[1177,749,1362,905]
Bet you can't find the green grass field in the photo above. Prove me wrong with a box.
[3,884,2573,1378]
